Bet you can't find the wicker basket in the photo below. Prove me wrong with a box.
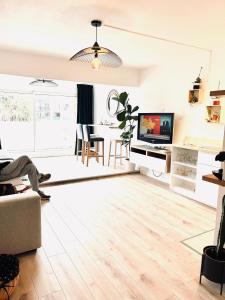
[0,255,19,300]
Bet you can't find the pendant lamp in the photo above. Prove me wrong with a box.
[29,79,58,87]
[70,20,122,70]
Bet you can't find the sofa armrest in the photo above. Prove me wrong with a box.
[0,191,41,254]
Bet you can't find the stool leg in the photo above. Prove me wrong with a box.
[76,139,79,160]
[83,141,87,163]
[81,141,85,164]
[120,142,122,165]
[114,141,117,168]
[102,141,104,166]
[108,140,112,167]
[126,144,129,159]
[87,142,90,167]
[96,142,99,163]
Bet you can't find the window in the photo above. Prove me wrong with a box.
[0,91,76,154]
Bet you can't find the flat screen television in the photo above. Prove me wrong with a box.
[137,113,174,144]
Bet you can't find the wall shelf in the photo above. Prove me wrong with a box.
[210,90,225,97]
[188,89,201,104]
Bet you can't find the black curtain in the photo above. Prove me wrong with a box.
[75,84,94,154]
[77,84,93,124]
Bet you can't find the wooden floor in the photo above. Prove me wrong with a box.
[11,174,222,300]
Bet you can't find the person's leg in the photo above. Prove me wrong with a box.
[0,155,50,200]
[0,155,38,181]
[20,162,39,191]
[19,162,51,200]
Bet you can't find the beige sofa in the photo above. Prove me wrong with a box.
[0,190,41,254]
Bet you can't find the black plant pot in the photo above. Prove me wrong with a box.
[200,245,225,295]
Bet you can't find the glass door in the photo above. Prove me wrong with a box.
[35,94,76,153]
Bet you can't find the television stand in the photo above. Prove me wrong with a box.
[145,145,169,151]
[130,145,171,173]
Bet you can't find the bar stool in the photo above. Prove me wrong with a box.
[83,125,104,167]
[108,139,130,168]
[76,124,85,163]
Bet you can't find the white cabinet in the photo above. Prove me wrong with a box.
[130,145,171,173]
[195,151,220,208]
[170,146,221,207]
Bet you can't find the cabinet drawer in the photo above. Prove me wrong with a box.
[196,164,219,207]
[130,152,147,166]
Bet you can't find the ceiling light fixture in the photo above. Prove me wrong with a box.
[29,79,58,87]
[70,20,122,70]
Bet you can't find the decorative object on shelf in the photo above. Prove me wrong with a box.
[199,195,225,295]
[106,89,119,117]
[206,84,225,122]
[206,105,221,123]
[29,79,58,87]
[188,66,203,104]
[113,92,139,146]
[210,81,221,104]
[0,254,19,300]
[192,66,203,90]
[213,100,220,105]
[70,20,122,71]
[215,151,225,180]
[188,90,199,104]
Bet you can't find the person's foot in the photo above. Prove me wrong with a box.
[39,173,51,184]
[37,190,51,201]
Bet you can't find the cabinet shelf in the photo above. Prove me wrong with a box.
[172,174,196,183]
[173,161,197,169]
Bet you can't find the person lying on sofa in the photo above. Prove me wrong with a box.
[0,155,51,200]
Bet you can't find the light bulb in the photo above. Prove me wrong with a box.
[91,56,101,70]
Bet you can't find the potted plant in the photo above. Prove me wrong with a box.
[200,195,225,295]
[113,92,139,146]
[113,92,139,170]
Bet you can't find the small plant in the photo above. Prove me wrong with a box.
[113,92,139,147]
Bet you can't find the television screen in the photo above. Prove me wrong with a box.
[137,113,174,144]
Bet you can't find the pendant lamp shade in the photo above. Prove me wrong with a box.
[29,79,58,87]
[70,20,122,70]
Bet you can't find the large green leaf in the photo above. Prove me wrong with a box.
[131,106,139,113]
[117,111,126,121]
[119,92,128,106]
[119,120,126,129]
[127,104,132,114]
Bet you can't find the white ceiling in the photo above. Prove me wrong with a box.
[0,0,224,68]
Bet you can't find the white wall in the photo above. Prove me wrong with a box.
[0,49,140,87]
[139,44,225,145]
[94,84,139,125]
